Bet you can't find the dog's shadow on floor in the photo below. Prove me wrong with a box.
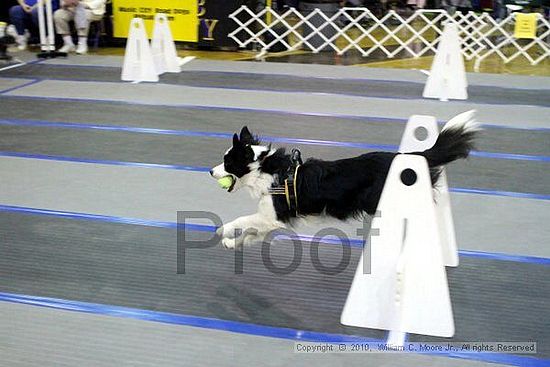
[207,284,304,328]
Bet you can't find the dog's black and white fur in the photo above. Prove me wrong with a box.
[211,110,479,249]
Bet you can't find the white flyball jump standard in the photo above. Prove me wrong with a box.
[423,22,468,101]
[37,0,66,58]
[340,112,479,341]
[399,114,460,268]
[151,14,182,74]
[121,18,158,83]
[341,154,455,339]
[122,15,187,82]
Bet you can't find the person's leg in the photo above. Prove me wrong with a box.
[53,7,75,52]
[9,5,26,35]
[74,6,93,54]
[9,5,28,49]
[28,7,40,45]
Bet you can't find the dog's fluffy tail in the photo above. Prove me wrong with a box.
[418,110,480,182]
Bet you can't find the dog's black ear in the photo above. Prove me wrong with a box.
[232,133,240,146]
[239,126,254,145]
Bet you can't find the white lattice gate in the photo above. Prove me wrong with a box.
[229,6,550,70]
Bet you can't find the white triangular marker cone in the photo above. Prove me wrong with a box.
[399,115,459,267]
[341,155,454,338]
[423,22,467,101]
[151,13,181,74]
[121,18,159,83]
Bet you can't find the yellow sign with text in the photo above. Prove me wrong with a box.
[514,13,537,39]
[113,0,198,42]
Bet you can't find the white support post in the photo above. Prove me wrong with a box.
[37,0,65,58]
[37,0,48,52]
[45,0,55,52]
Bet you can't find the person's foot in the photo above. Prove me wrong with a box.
[15,35,27,51]
[6,25,18,38]
[76,43,88,55]
[59,43,76,53]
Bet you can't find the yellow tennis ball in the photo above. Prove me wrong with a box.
[218,176,234,190]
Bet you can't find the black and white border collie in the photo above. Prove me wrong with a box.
[210,110,479,249]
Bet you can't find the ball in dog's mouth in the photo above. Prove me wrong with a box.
[217,175,235,192]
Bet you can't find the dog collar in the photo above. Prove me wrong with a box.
[269,149,302,217]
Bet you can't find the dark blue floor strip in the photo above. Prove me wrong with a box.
[1,94,548,132]
[1,151,548,201]
[0,292,546,367]
[0,204,548,266]
[0,118,547,163]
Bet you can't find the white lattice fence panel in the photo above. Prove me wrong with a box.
[473,13,550,66]
[229,6,550,66]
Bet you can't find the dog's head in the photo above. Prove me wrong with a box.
[210,126,269,193]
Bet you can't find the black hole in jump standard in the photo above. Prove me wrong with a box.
[400,168,417,186]
[414,126,429,141]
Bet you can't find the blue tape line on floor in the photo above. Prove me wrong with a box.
[0,292,547,367]
[1,94,548,132]
[1,118,546,162]
[0,78,42,94]
[449,187,550,201]
[24,61,550,93]
[0,151,210,172]
[1,151,548,200]
[3,68,550,110]
[0,204,548,266]
[0,291,380,343]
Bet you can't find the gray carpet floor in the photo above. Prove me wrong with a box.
[0,58,548,366]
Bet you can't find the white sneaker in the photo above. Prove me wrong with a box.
[76,43,88,55]
[15,35,27,51]
[59,43,76,53]
[6,25,18,38]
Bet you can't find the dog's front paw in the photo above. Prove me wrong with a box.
[217,225,234,239]
[217,223,240,239]
[221,237,238,249]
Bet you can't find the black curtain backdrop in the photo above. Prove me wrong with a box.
[198,0,256,48]
[1,1,18,23]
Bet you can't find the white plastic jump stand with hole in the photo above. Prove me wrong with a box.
[121,18,159,83]
[399,115,459,268]
[423,22,467,102]
[341,155,455,342]
[151,14,182,74]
